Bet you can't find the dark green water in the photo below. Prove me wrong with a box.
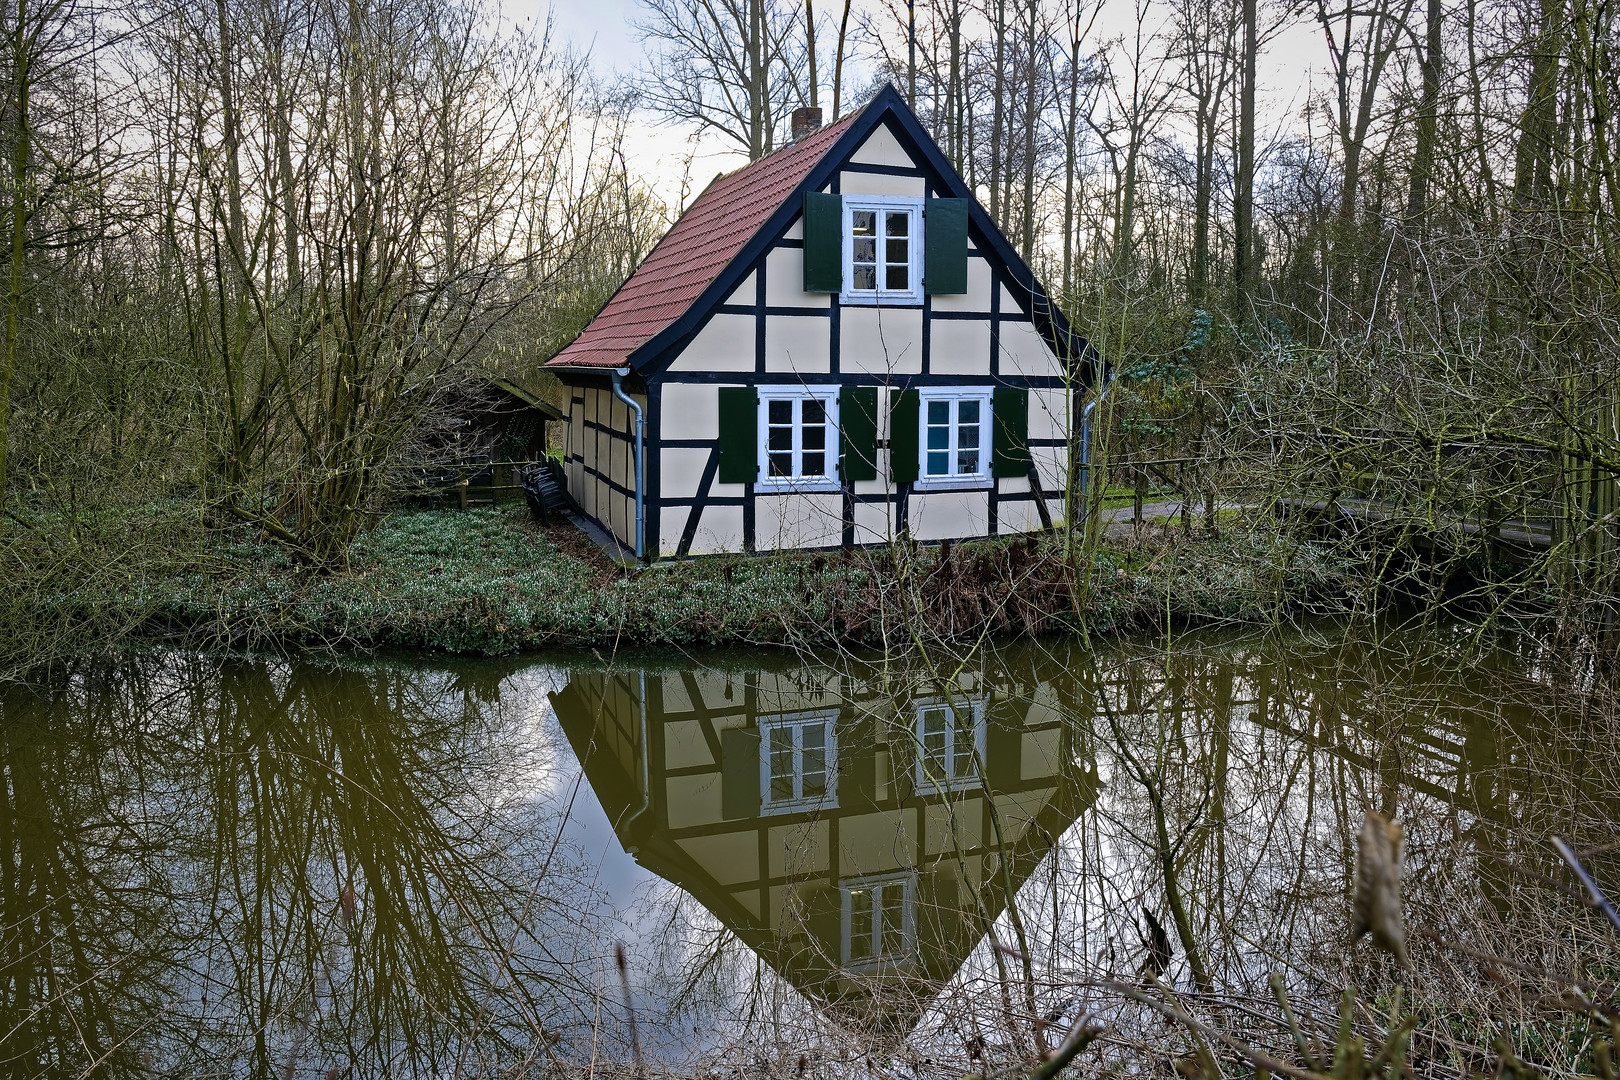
[0,623,1610,1077]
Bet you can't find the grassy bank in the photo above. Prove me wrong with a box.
[4,501,1361,663]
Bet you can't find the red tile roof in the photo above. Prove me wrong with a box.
[544,110,863,371]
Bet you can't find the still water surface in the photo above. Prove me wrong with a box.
[0,623,1609,1077]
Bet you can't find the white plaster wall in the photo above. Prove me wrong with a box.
[723,271,756,307]
[997,497,1040,536]
[783,215,803,240]
[909,489,990,541]
[839,172,926,198]
[840,306,922,375]
[668,313,755,372]
[688,503,745,555]
[853,500,895,545]
[929,318,992,375]
[660,446,710,500]
[766,247,826,307]
[929,256,994,314]
[1029,386,1072,443]
[756,492,843,550]
[997,319,1061,378]
[766,315,830,372]
[849,124,912,167]
[1031,443,1069,496]
[662,383,719,440]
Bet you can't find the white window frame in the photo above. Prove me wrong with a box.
[756,386,841,493]
[913,698,987,794]
[840,872,917,969]
[915,386,993,491]
[840,195,925,306]
[759,709,839,815]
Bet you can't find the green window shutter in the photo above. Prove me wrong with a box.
[924,198,969,294]
[992,386,1030,478]
[889,388,920,483]
[716,386,758,484]
[803,192,843,292]
[720,726,761,819]
[839,385,878,482]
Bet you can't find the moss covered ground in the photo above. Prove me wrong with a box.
[9,501,1359,660]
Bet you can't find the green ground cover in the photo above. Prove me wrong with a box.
[5,501,1359,663]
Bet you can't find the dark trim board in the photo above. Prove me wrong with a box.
[653,371,1075,388]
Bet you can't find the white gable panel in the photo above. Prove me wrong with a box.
[668,312,755,372]
[929,319,991,375]
[997,319,1062,378]
[841,306,922,375]
[929,256,993,313]
[839,171,926,197]
[766,247,828,307]
[724,271,757,307]
[766,315,831,372]
[849,123,914,168]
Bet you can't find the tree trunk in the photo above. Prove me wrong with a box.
[1233,0,1258,310]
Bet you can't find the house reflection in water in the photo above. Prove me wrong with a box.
[550,657,1099,1029]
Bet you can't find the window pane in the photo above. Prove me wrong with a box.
[927,451,948,475]
[878,888,902,953]
[927,424,948,450]
[770,452,793,476]
[885,264,909,290]
[958,449,980,475]
[886,237,908,264]
[802,425,825,451]
[769,728,795,800]
[957,423,979,453]
[803,398,825,426]
[927,401,949,425]
[801,452,824,476]
[853,265,877,290]
[802,726,826,795]
[853,237,877,263]
[849,892,873,960]
[769,399,792,424]
[769,425,792,451]
[885,211,909,236]
[852,210,876,235]
[959,399,980,424]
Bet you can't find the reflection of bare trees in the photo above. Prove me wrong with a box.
[0,655,627,1076]
[668,623,1620,1077]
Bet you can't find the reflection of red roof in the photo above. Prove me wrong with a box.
[544,110,863,371]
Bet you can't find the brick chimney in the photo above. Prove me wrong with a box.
[791,107,823,144]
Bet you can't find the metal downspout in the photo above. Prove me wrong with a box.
[611,367,645,560]
[1078,368,1114,525]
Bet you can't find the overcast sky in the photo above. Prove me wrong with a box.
[515,0,1325,214]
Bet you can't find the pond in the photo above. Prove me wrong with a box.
[1,622,1613,1078]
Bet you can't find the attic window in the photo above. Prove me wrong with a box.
[841,196,923,305]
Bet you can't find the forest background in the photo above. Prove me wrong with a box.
[1,0,1615,659]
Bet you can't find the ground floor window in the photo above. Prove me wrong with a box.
[917,387,992,489]
[759,710,837,814]
[758,387,840,491]
[914,699,987,793]
[842,873,915,968]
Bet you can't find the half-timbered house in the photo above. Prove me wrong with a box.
[544,85,1093,560]
[549,657,1098,1029]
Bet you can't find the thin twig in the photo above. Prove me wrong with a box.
[1552,837,1620,935]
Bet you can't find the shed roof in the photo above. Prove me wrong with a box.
[543,109,863,372]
